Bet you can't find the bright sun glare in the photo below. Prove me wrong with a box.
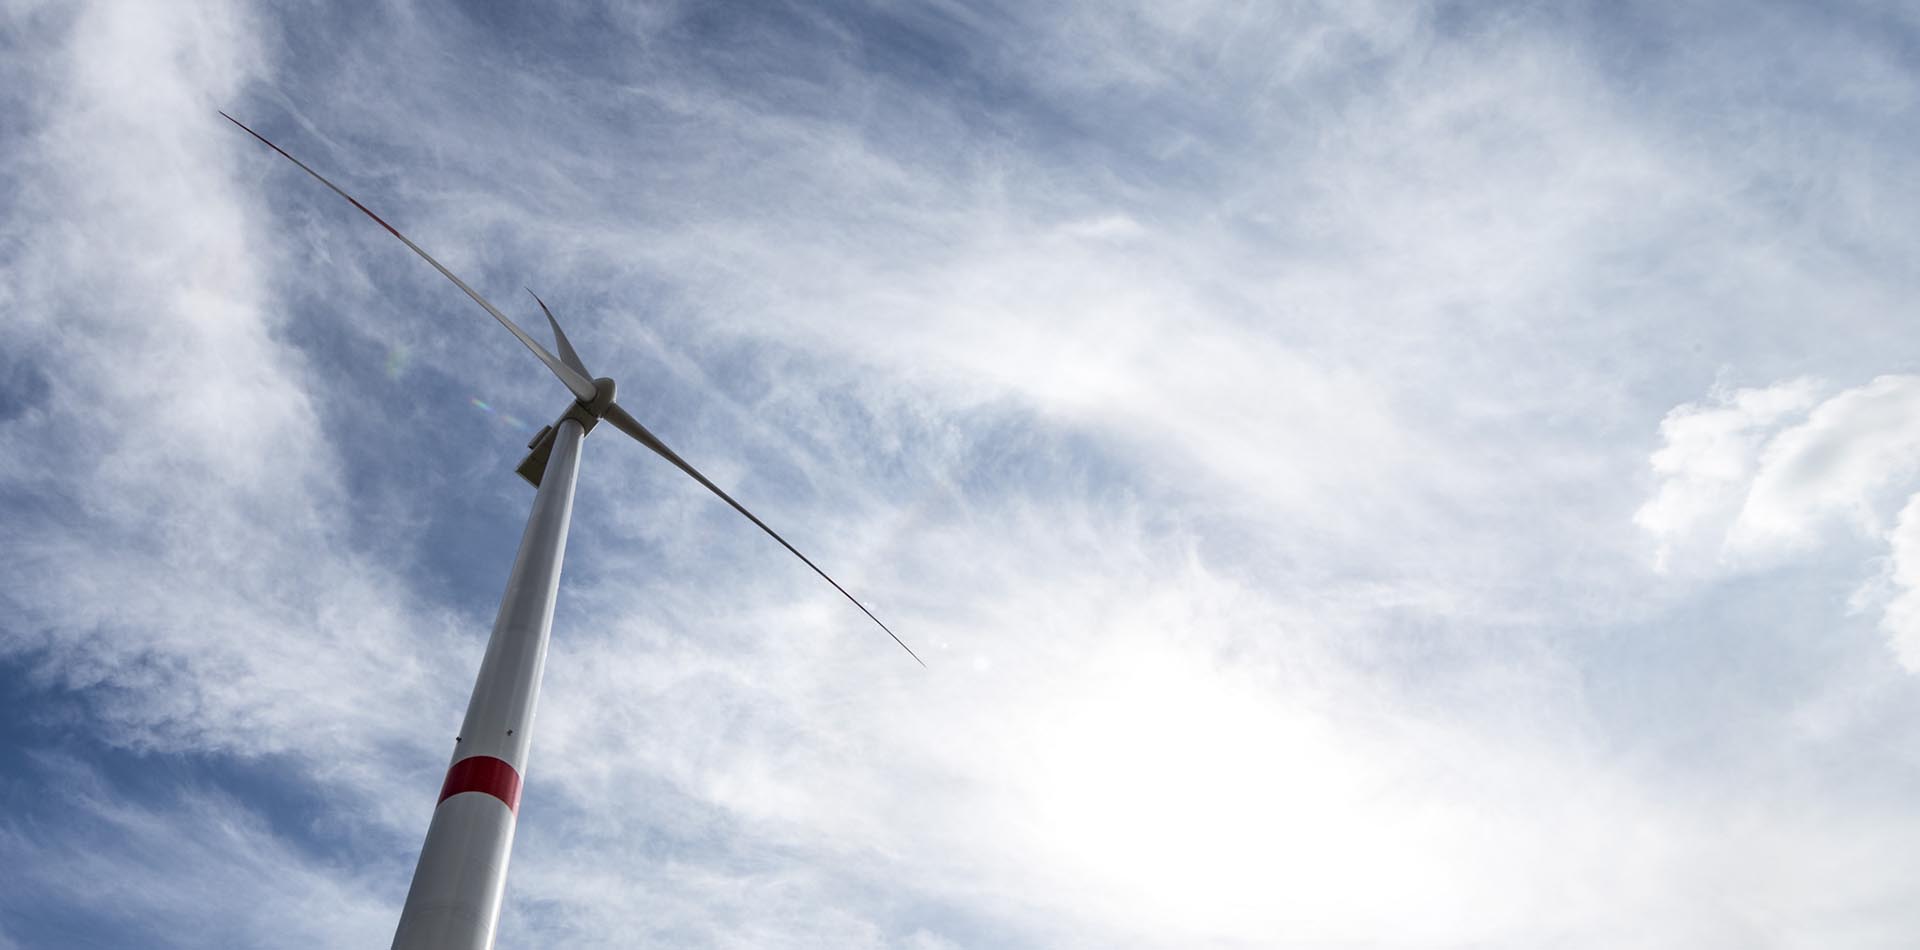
[1014,648,1482,941]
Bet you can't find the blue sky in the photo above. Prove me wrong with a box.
[4,0,1920,946]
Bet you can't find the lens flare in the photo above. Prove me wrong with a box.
[470,397,526,430]
[384,344,409,379]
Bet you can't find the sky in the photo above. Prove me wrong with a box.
[3,0,1920,947]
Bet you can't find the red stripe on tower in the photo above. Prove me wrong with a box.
[437,755,523,813]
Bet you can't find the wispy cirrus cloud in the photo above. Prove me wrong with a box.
[0,753,398,946]
[7,0,1920,947]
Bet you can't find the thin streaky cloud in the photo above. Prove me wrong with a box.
[4,1,1920,947]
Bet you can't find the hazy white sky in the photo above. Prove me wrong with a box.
[4,1,1920,947]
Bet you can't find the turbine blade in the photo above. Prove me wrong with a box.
[602,401,925,667]
[526,288,590,378]
[220,111,598,403]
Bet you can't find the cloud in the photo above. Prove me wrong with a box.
[8,0,1920,947]
[1638,374,1920,669]
[1635,376,1827,572]
[1876,494,1920,671]
[0,755,398,949]
[1734,376,1920,555]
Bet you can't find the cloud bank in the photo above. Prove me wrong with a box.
[5,0,1920,947]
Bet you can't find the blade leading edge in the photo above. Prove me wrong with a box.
[220,111,598,403]
[602,401,925,667]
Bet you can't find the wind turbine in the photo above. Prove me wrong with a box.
[221,112,921,950]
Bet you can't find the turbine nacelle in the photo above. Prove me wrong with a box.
[517,376,616,488]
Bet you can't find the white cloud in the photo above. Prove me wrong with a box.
[1635,377,1826,572]
[0,756,398,949]
[9,0,1920,946]
[1877,494,1920,671]
[1638,374,1920,670]
[0,0,479,881]
[1733,376,1920,555]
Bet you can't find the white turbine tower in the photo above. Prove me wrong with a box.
[222,112,921,950]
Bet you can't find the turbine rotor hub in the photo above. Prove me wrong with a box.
[578,377,617,420]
